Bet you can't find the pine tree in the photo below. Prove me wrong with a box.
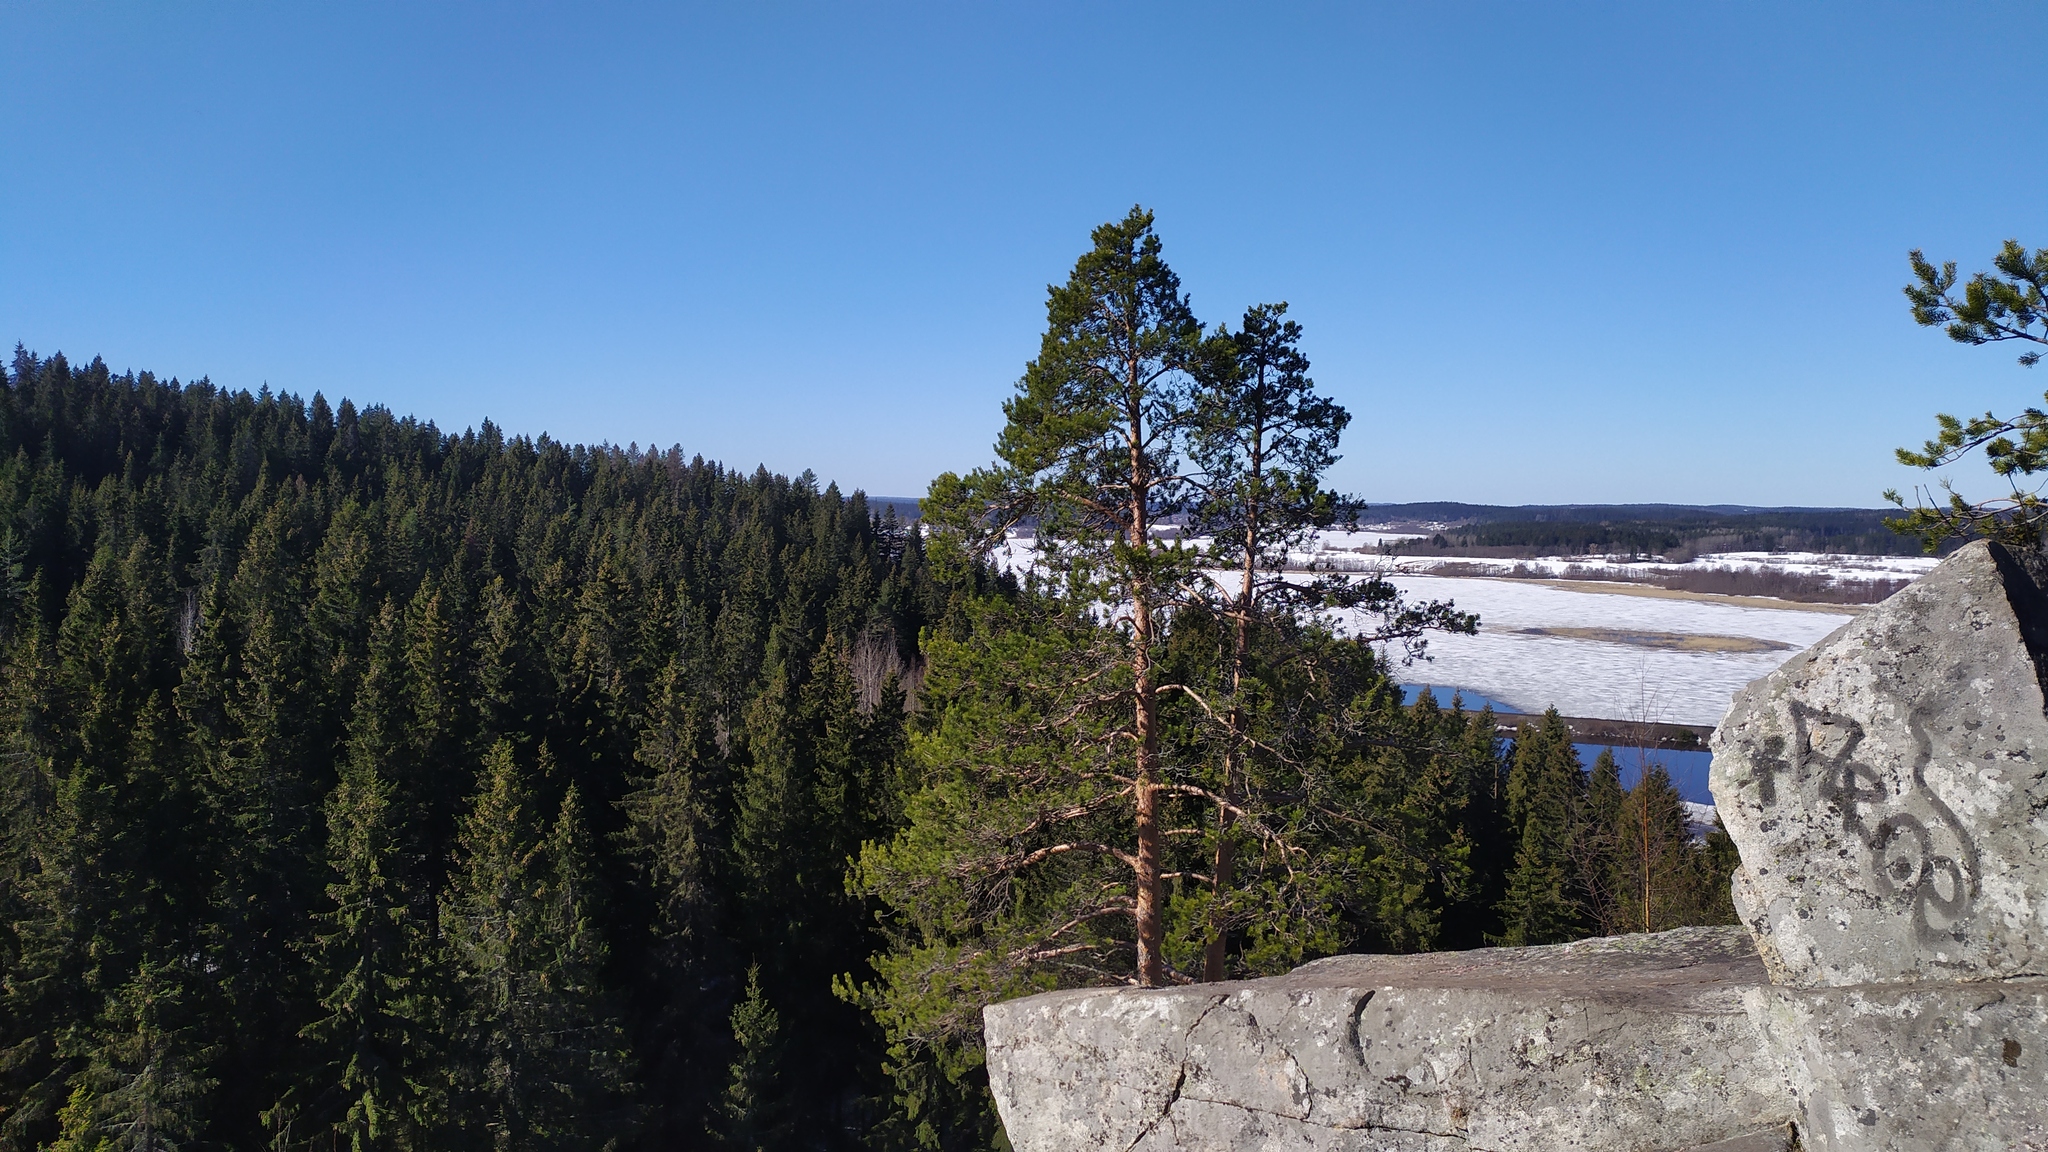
[922,206,1207,987]
[1888,241,2048,551]
[1183,301,1473,979]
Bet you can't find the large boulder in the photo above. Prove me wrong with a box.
[1709,540,2048,987]
[983,926,1795,1152]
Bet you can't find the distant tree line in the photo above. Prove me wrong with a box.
[1396,510,1936,559]
[0,217,1735,1152]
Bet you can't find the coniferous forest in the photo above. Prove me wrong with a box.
[0,215,1739,1152]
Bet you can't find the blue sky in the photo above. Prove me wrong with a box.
[4,3,2045,507]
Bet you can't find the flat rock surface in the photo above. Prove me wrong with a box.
[1744,979,2048,1152]
[984,927,1791,1152]
[1711,540,2048,987]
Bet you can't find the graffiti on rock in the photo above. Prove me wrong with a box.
[1750,702,1979,941]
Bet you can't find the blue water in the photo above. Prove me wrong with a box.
[1398,684,1715,804]
[1399,683,1526,715]
[1575,745,1713,806]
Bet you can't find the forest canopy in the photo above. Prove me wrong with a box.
[0,212,1736,1152]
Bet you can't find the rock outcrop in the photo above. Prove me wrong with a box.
[1742,979,2048,1151]
[1711,539,2048,987]
[982,540,2048,1151]
[985,927,1791,1151]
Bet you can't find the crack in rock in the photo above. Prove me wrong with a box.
[1173,1092,1474,1143]
[1119,995,1225,1152]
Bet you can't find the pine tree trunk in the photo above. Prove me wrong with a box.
[1129,364,1166,988]
[1133,619,1163,987]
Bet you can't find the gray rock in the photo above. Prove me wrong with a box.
[983,926,1794,1152]
[1743,979,2048,1151]
[1673,1129,1796,1152]
[1709,540,2048,987]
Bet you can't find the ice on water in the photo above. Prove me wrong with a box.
[1358,574,1847,726]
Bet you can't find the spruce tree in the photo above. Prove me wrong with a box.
[297,750,444,1151]
[442,740,547,1150]
[1496,711,1589,946]
[443,742,629,1150]
[1612,762,1700,933]
[713,966,788,1152]
[1578,748,1628,935]
[533,784,633,1143]
[50,962,214,1152]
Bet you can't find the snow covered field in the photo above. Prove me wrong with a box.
[1361,549,1935,586]
[983,529,1917,730]
[1355,574,1849,726]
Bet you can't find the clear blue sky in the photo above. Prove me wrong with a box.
[5,3,2045,507]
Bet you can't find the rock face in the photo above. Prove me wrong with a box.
[985,927,1792,1152]
[983,540,2048,1150]
[1743,979,2048,1152]
[1710,540,2048,986]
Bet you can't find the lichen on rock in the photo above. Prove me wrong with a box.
[1711,540,2048,987]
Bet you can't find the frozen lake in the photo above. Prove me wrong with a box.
[1364,574,1849,728]
[989,532,1903,801]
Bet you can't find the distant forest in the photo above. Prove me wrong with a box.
[0,348,1736,1151]
[1360,502,1939,558]
[863,499,1940,560]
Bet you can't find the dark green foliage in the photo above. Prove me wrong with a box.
[294,748,444,1150]
[49,961,214,1152]
[857,209,1730,1150]
[922,206,1211,991]
[1392,509,1929,559]
[0,337,1740,1152]
[1605,760,1737,932]
[0,348,940,1150]
[1185,301,1474,978]
[442,744,632,1150]
[1326,691,1507,954]
[1889,242,2048,551]
[714,966,788,1151]
[1496,711,1591,946]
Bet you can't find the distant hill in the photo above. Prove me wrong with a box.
[868,495,924,522]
